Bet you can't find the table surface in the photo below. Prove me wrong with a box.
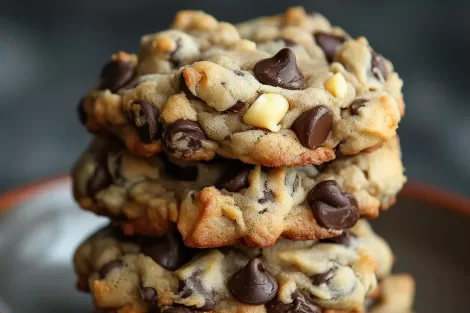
[1,0,469,195]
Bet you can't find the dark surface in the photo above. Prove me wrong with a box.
[372,196,470,312]
[1,0,469,194]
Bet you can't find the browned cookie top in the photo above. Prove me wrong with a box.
[77,7,404,167]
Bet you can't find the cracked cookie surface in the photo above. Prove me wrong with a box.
[77,7,404,167]
[75,220,393,313]
[72,137,405,247]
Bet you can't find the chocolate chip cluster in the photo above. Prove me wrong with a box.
[71,6,409,313]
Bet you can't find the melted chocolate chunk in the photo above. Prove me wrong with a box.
[307,180,359,229]
[178,272,219,311]
[179,74,200,101]
[322,231,356,246]
[86,157,112,197]
[228,100,246,112]
[130,100,160,143]
[139,229,194,270]
[259,190,275,204]
[349,99,368,116]
[217,162,252,192]
[163,120,206,158]
[254,48,305,90]
[314,32,346,63]
[229,258,278,305]
[311,268,335,285]
[99,59,135,92]
[371,50,388,80]
[266,291,321,313]
[292,106,333,149]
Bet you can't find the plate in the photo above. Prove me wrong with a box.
[0,177,468,313]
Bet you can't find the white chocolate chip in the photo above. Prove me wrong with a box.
[324,73,348,99]
[242,93,289,132]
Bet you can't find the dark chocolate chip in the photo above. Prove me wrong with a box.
[217,162,252,192]
[162,308,194,313]
[139,229,194,271]
[292,175,300,195]
[314,162,329,173]
[163,120,206,158]
[266,291,321,313]
[259,190,275,204]
[179,74,200,101]
[229,258,278,305]
[130,100,160,143]
[99,260,123,278]
[163,157,198,181]
[77,98,87,125]
[178,273,219,311]
[253,48,305,90]
[234,70,245,77]
[307,180,359,229]
[292,106,333,149]
[108,152,124,184]
[86,159,112,197]
[140,286,158,302]
[350,99,368,116]
[371,50,388,80]
[322,231,356,246]
[311,268,335,285]
[228,100,246,113]
[314,32,346,63]
[99,60,135,92]
[169,39,182,67]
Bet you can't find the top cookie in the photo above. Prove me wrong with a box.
[78,7,404,167]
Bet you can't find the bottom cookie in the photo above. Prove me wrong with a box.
[90,274,415,313]
[74,220,393,313]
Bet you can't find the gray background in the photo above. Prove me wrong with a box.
[1,0,469,195]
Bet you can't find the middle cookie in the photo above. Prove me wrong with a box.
[73,137,405,248]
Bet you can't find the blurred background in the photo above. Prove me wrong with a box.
[1,0,469,195]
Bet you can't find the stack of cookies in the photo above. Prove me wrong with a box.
[72,7,415,313]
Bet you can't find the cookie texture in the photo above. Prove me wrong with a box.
[74,220,393,313]
[78,7,404,167]
[72,137,405,247]
[367,274,415,313]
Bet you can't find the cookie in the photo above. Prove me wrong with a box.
[91,274,415,313]
[74,220,393,313]
[78,8,404,167]
[366,274,415,313]
[72,137,405,247]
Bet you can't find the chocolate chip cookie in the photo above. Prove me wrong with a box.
[367,274,415,313]
[91,273,415,313]
[74,220,393,313]
[72,137,405,247]
[78,8,404,167]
